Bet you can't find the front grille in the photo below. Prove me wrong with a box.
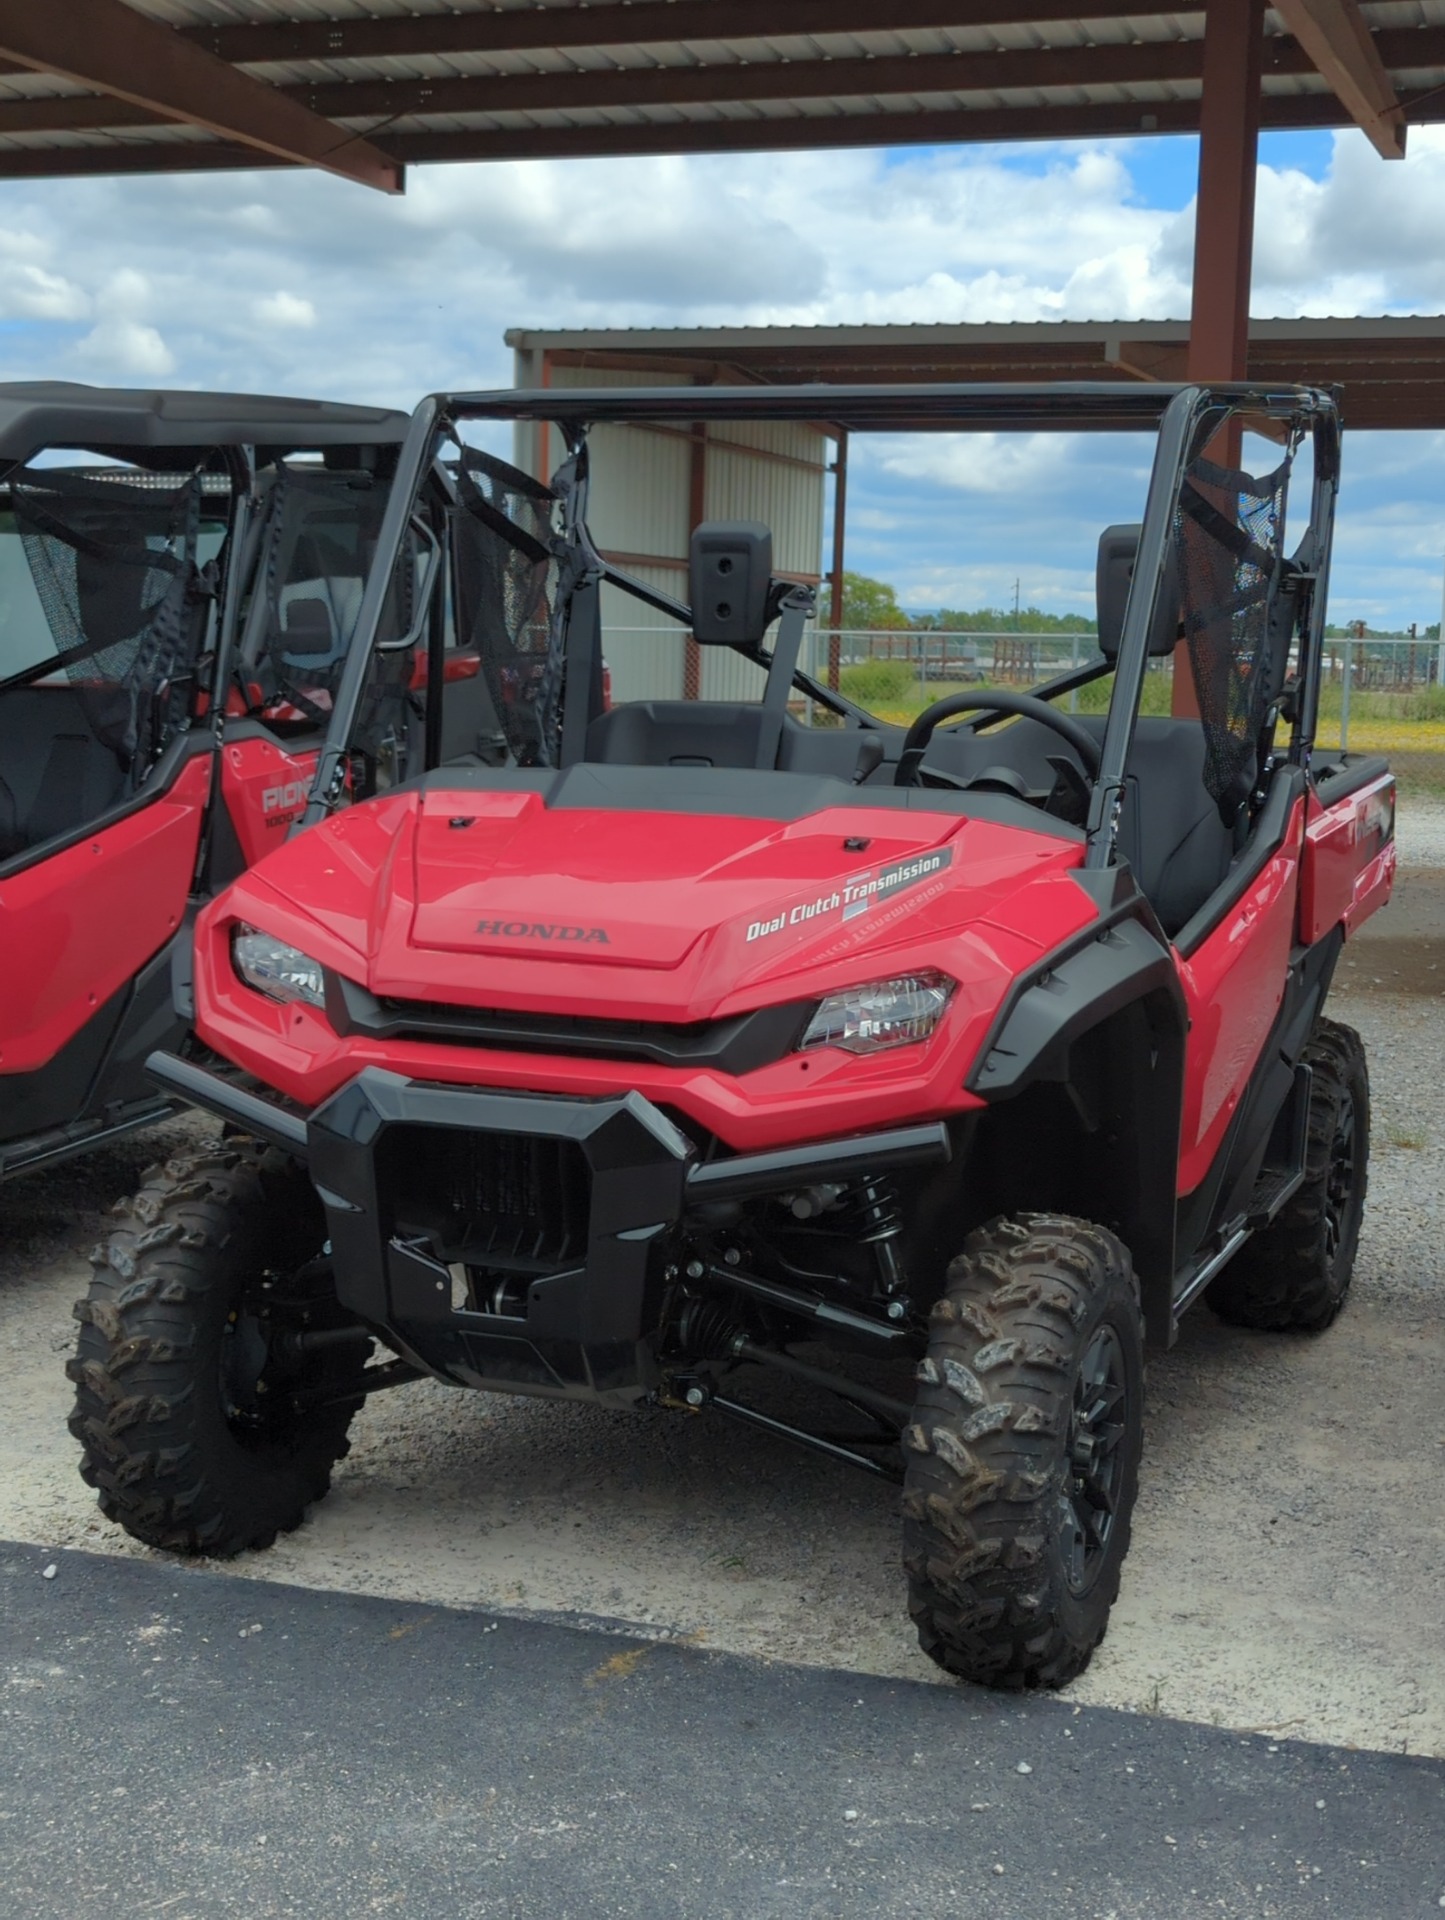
[380,1125,589,1270]
[332,976,809,1074]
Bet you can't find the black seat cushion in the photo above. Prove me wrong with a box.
[585,701,883,783]
[1116,719,1240,937]
[890,710,1238,938]
[0,686,128,861]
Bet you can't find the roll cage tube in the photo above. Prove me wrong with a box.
[1080,382,1338,870]
[1290,409,1342,767]
[304,382,1341,832]
[302,397,443,826]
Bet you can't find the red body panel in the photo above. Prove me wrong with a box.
[193,785,1098,1151]
[1298,775,1397,946]
[1174,799,1307,1195]
[189,757,1399,1179]
[0,754,209,1076]
[219,737,322,871]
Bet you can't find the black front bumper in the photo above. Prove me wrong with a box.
[147,1052,948,1405]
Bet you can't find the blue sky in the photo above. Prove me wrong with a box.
[0,125,1442,627]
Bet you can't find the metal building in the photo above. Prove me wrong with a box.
[512,352,832,706]
[509,312,1445,703]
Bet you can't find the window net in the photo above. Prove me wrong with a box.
[8,463,219,776]
[248,464,394,725]
[451,446,563,765]
[1173,452,1292,824]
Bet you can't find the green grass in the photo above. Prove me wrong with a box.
[1389,752,1445,800]
[838,658,917,706]
[1386,1126,1428,1151]
[854,665,1445,796]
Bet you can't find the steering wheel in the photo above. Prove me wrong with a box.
[894,691,1102,788]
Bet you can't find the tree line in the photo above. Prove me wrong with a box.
[826,571,1095,634]
[828,571,1440,643]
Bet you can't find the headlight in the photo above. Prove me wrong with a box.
[231,925,326,1008]
[798,972,954,1055]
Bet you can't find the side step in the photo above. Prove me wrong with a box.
[0,1098,179,1183]
[1171,1061,1313,1324]
[1244,1062,1312,1228]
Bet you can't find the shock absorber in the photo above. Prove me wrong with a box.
[845,1177,909,1316]
[674,1294,748,1362]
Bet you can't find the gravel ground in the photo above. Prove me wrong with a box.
[2,796,1441,1757]
[1393,788,1445,867]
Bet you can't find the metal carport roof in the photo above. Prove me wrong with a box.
[509,316,1445,431]
[0,2,1442,192]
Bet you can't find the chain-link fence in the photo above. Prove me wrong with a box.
[599,623,1445,764]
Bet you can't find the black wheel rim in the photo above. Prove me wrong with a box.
[220,1291,280,1444]
[1323,1093,1356,1269]
[1064,1323,1128,1596]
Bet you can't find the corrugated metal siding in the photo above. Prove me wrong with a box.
[548,366,693,704]
[540,364,827,705]
[699,419,825,704]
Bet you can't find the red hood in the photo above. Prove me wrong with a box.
[225,782,1088,1024]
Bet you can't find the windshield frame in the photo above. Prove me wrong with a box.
[305,380,1343,871]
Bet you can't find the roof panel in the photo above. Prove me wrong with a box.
[507,319,1445,430]
[2,3,1443,183]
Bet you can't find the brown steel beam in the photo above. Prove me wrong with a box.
[1178,0,1265,718]
[686,419,706,701]
[183,1,1159,67]
[286,42,1205,121]
[1105,340,1189,383]
[381,88,1444,161]
[828,432,848,694]
[14,25,1444,138]
[4,81,1444,183]
[0,0,401,191]
[1188,0,1264,387]
[1272,0,1405,158]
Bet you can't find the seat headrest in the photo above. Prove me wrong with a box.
[280,596,336,655]
[1096,524,1181,662]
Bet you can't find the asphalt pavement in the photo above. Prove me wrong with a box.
[2,1540,1441,1920]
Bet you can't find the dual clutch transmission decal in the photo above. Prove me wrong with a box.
[745,847,954,944]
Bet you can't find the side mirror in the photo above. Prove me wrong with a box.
[690,521,772,646]
[1096,524,1179,662]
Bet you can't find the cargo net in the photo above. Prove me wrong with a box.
[1174,451,1292,824]
[451,445,563,765]
[8,463,215,776]
[251,465,394,725]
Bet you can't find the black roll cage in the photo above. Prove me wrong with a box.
[304,380,1342,870]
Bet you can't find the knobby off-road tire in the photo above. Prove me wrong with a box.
[68,1141,369,1556]
[902,1213,1144,1691]
[1207,1017,1370,1333]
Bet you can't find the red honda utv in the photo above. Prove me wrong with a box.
[0,383,416,1182]
[70,381,1394,1691]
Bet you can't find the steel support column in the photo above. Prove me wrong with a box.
[1174,0,1265,716]
[685,422,706,700]
[827,431,848,693]
[1189,0,1264,386]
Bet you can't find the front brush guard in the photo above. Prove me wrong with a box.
[146,1052,948,1405]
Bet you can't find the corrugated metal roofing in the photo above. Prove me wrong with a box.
[2,3,1445,180]
[509,317,1445,431]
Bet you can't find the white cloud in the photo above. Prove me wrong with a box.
[0,130,1440,620]
[76,318,175,378]
[253,290,317,329]
[876,432,1064,497]
[4,264,88,322]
